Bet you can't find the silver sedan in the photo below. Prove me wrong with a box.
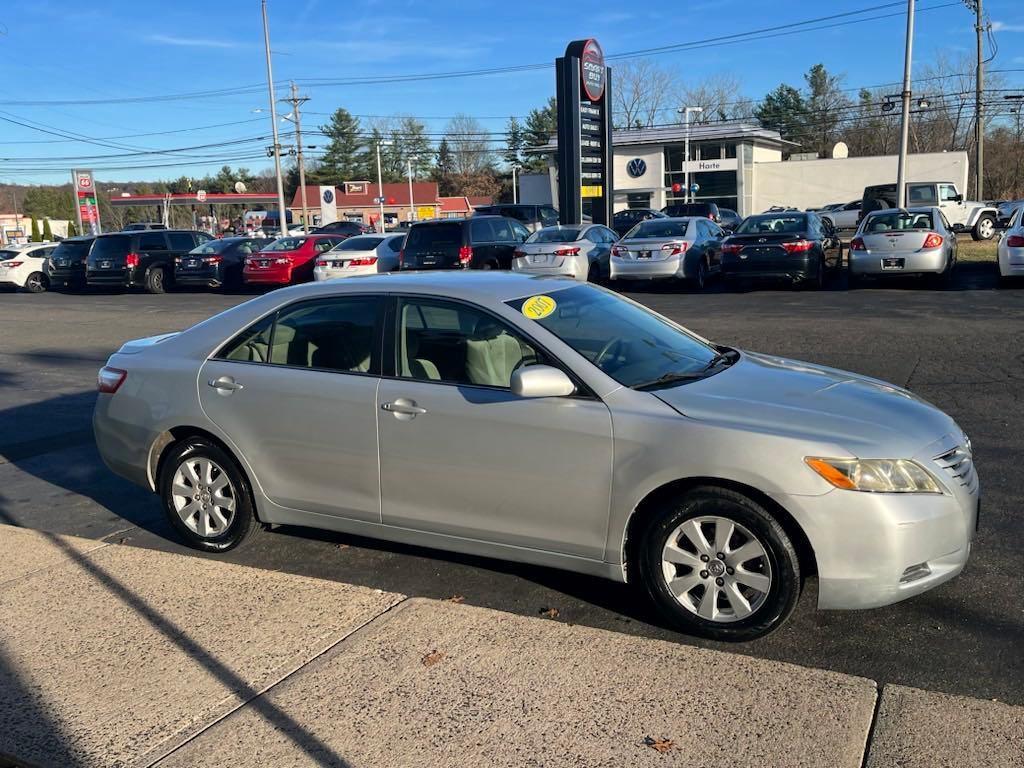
[511,224,616,282]
[849,207,957,285]
[610,216,723,290]
[94,273,978,641]
[996,205,1024,282]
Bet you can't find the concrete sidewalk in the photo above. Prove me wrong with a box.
[0,525,1020,768]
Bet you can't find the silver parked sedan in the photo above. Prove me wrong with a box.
[610,217,724,290]
[996,205,1024,282]
[511,224,617,282]
[849,207,957,285]
[94,273,978,641]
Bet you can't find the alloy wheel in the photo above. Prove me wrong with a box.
[170,457,236,538]
[978,218,995,240]
[661,515,772,623]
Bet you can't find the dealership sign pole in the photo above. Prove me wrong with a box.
[556,39,613,226]
[72,169,101,235]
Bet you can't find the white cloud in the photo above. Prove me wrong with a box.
[146,34,243,49]
[991,21,1024,32]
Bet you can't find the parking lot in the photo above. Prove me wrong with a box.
[1,261,1021,706]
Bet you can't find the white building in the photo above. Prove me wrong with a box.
[527,123,968,216]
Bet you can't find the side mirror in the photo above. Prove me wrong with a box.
[510,365,575,398]
[954,194,964,203]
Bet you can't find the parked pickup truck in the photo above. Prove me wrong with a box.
[859,182,999,241]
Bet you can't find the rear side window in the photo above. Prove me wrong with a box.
[92,235,131,259]
[270,296,381,373]
[541,207,559,226]
[168,233,196,251]
[470,218,496,243]
[406,223,461,250]
[499,206,532,223]
[491,218,514,242]
[138,233,167,251]
[219,314,275,363]
[908,185,938,206]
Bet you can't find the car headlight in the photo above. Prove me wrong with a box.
[804,457,943,493]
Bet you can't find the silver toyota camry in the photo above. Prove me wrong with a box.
[94,272,978,641]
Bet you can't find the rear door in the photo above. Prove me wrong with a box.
[404,222,463,269]
[167,232,197,259]
[198,294,385,521]
[469,218,501,268]
[137,231,170,274]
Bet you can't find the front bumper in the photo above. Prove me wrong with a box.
[610,254,685,280]
[777,447,978,610]
[849,248,946,275]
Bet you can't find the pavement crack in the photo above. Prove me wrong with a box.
[903,356,922,390]
[859,682,884,768]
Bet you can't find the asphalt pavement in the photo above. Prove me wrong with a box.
[1,262,1021,705]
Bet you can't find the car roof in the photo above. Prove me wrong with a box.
[866,207,937,215]
[2,241,55,251]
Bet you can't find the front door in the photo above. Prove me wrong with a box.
[198,294,385,521]
[376,296,614,560]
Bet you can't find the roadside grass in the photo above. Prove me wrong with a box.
[956,236,997,263]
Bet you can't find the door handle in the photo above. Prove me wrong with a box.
[208,376,244,393]
[381,399,427,416]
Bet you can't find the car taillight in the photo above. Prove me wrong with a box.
[707,213,714,219]
[202,255,222,264]
[315,259,328,267]
[349,257,378,266]
[612,244,627,257]
[850,237,866,251]
[97,366,127,394]
[661,241,688,256]
[513,249,527,259]
[782,240,814,253]
[721,243,742,255]
[1006,235,1024,248]
[125,252,140,268]
[1,260,23,267]
[458,245,473,266]
[921,233,943,249]
[274,257,290,265]
[553,247,580,256]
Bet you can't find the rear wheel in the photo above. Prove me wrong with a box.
[586,261,600,283]
[159,437,262,552]
[23,271,48,293]
[806,257,825,290]
[971,214,995,241]
[636,486,801,641]
[145,266,166,294]
[689,258,707,291]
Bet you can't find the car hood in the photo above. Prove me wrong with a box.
[652,351,960,458]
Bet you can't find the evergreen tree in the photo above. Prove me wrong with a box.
[30,217,40,242]
[360,126,386,183]
[755,84,810,153]
[318,108,365,182]
[433,138,456,197]
[42,218,53,241]
[523,97,557,172]
[67,220,78,237]
[504,116,524,168]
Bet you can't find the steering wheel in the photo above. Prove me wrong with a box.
[594,337,624,370]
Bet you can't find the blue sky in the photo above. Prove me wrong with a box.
[0,0,1022,184]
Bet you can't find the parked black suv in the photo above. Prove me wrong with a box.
[86,230,214,293]
[662,202,722,222]
[400,216,531,270]
[473,204,559,232]
[46,236,96,290]
[174,236,273,290]
[312,220,372,236]
[612,208,666,237]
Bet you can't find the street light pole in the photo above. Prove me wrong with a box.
[512,164,521,204]
[896,0,915,209]
[407,159,416,223]
[678,106,703,204]
[968,0,985,201]
[375,140,386,233]
[285,82,311,234]
[261,0,288,235]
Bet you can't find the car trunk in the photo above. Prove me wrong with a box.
[516,240,581,269]
[90,235,131,270]
[402,223,463,269]
[859,230,933,254]
[725,232,808,263]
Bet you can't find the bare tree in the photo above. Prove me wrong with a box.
[613,59,676,128]
[679,74,752,124]
[443,114,494,176]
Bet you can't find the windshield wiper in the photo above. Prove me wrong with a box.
[702,347,741,372]
[632,371,708,391]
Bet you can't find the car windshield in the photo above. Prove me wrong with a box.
[506,285,723,389]
[527,227,582,243]
[627,220,690,239]
[333,236,384,251]
[263,237,307,252]
[864,212,933,232]
[190,240,233,254]
[736,215,807,234]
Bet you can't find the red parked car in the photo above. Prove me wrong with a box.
[242,235,346,286]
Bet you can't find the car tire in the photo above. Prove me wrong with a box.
[636,486,801,642]
[159,437,263,553]
[690,258,707,291]
[972,214,996,241]
[23,271,48,293]
[145,266,167,294]
[807,257,825,290]
[586,261,600,283]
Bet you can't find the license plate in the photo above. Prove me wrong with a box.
[186,259,199,267]
[55,258,68,267]
[258,260,270,267]
[530,255,546,264]
[330,261,344,268]
[99,261,111,269]
[637,251,651,259]
[881,257,905,270]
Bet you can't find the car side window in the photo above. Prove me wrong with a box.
[168,232,195,251]
[510,221,531,242]
[218,314,275,363]
[269,296,382,373]
[491,218,514,242]
[940,212,953,231]
[314,239,336,253]
[397,298,544,389]
[939,184,959,202]
[470,218,495,243]
[138,233,167,251]
[541,207,559,226]
[909,185,938,206]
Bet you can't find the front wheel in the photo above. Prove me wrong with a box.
[636,486,801,641]
[972,214,995,241]
[159,438,262,552]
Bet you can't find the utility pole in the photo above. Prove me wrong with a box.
[284,81,310,233]
[896,0,915,209]
[406,158,415,224]
[261,0,288,235]
[967,0,986,201]
[678,106,703,204]
[375,139,389,233]
[511,164,521,204]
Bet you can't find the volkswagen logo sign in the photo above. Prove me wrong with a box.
[322,189,334,204]
[626,158,647,178]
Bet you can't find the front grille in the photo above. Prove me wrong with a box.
[933,445,978,493]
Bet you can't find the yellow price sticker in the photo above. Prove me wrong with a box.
[521,295,557,320]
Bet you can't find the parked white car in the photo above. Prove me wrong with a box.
[818,200,862,231]
[0,241,59,292]
[313,234,406,281]
[511,224,617,282]
[997,206,1024,282]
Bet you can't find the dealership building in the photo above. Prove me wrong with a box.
[525,122,969,216]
